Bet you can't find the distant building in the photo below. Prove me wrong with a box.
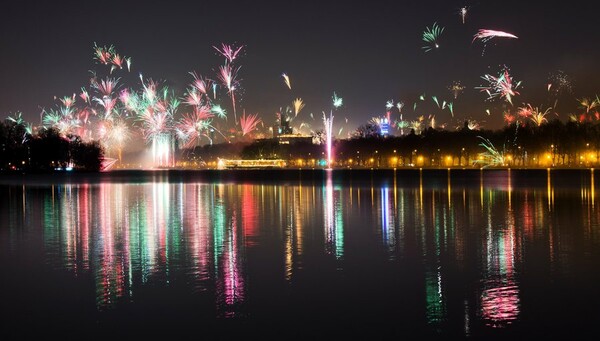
[273,118,293,138]
[379,117,390,136]
[277,133,313,145]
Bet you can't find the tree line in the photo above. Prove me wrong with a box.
[0,120,103,172]
[181,119,600,168]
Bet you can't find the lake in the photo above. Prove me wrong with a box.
[1,169,599,338]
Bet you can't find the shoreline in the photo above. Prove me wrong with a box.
[1,165,598,175]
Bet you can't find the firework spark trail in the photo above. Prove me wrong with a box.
[323,111,334,169]
[477,68,521,105]
[459,6,468,24]
[239,111,262,136]
[218,64,241,123]
[422,22,444,52]
[473,29,518,43]
[282,73,291,90]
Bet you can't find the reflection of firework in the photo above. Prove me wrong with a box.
[323,111,334,169]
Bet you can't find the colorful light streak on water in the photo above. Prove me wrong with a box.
[4,170,600,336]
[324,171,344,260]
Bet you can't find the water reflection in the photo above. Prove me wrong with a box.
[1,169,599,335]
[324,170,344,261]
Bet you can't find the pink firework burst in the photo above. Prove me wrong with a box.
[473,29,518,43]
[239,112,261,136]
[477,68,521,105]
[213,43,244,63]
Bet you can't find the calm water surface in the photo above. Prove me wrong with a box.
[1,169,600,338]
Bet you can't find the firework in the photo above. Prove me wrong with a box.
[396,101,404,112]
[410,120,422,134]
[467,119,481,130]
[432,96,440,108]
[476,67,521,105]
[188,71,213,103]
[332,92,343,109]
[518,104,554,126]
[213,43,244,63]
[448,81,465,99]
[473,29,518,43]
[218,64,241,122]
[476,136,505,167]
[79,88,90,104]
[386,100,394,110]
[239,111,261,136]
[176,106,215,147]
[93,43,131,73]
[282,73,291,90]
[504,112,516,125]
[211,104,227,119]
[293,98,305,117]
[422,22,444,52]
[547,70,573,95]
[103,118,131,162]
[578,97,600,114]
[395,115,409,135]
[93,43,113,65]
[458,6,468,24]
[7,111,25,125]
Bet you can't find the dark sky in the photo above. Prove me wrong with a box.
[1,0,600,132]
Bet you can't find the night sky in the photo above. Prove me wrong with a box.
[1,0,600,132]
